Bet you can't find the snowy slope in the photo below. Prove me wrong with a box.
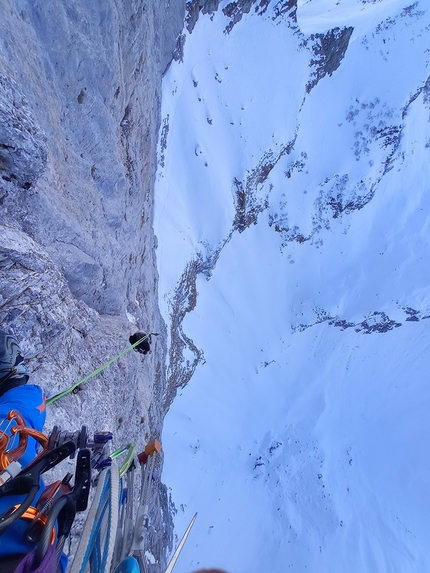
[154,1,430,571]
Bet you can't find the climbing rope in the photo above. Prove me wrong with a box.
[46,334,156,406]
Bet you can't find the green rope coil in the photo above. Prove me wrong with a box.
[46,334,154,406]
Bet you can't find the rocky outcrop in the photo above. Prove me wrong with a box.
[0,74,47,189]
[0,1,186,570]
[306,27,354,93]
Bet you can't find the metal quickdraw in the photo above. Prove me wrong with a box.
[0,441,77,534]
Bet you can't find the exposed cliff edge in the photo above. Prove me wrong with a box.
[0,1,186,570]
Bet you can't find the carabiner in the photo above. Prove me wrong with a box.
[0,411,28,471]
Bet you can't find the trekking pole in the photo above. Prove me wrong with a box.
[164,513,198,573]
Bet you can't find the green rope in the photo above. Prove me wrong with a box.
[46,333,154,406]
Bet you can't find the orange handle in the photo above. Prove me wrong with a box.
[144,439,162,456]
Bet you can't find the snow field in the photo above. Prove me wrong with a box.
[155,1,430,571]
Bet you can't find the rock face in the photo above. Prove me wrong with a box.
[0,0,186,570]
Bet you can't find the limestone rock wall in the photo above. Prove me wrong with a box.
[0,0,186,569]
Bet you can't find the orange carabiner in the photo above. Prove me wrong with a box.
[0,411,28,471]
[0,431,10,471]
[8,505,56,545]
[9,410,48,455]
[12,427,49,449]
[0,410,49,471]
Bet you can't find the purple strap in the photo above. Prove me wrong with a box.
[14,545,56,573]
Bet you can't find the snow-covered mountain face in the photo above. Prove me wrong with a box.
[155,1,430,571]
